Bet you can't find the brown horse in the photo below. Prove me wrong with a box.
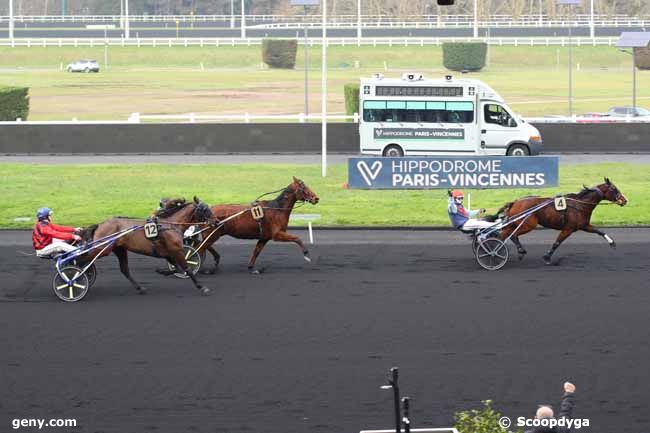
[198,177,319,274]
[80,197,215,295]
[495,178,628,264]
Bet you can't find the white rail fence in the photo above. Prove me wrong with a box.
[0,36,626,48]
[1,14,649,26]
[3,114,649,125]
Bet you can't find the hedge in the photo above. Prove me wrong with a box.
[262,39,298,69]
[442,42,488,72]
[344,83,360,118]
[0,87,29,121]
[634,47,650,70]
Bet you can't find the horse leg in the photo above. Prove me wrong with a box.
[170,249,211,296]
[543,228,575,265]
[511,236,527,260]
[113,247,147,294]
[199,246,221,275]
[248,240,269,274]
[582,224,616,249]
[272,231,311,263]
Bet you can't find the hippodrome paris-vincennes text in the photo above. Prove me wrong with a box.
[389,159,546,187]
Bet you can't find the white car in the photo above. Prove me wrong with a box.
[66,59,100,73]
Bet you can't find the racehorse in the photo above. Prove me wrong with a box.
[80,197,215,295]
[198,177,319,274]
[495,178,627,264]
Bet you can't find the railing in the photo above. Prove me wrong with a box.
[128,112,359,123]
[0,14,649,25]
[3,114,649,125]
[0,36,624,47]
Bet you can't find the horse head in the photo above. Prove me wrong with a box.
[191,196,216,224]
[291,177,319,205]
[599,177,628,206]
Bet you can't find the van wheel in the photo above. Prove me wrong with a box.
[507,144,530,156]
[382,144,404,157]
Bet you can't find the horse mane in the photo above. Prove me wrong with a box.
[266,187,291,208]
[79,224,98,242]
[155,198,189,217]
[569,185,599,199]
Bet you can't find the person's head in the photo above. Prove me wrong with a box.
[536,405,554,420]
[36,207,53,223]
[451,190,464,205]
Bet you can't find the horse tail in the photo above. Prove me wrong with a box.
[80,224,98,242]
[484,202,514,222]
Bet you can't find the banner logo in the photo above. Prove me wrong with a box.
[356,160,383,186]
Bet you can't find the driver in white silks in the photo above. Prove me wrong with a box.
[447,189,494,231]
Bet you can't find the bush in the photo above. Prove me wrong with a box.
[0,87,29,121]
[344,83,360,117]
[634,47,650,70]
[454,400,516,433]
[262,39,298,69]
[442,42,488,72]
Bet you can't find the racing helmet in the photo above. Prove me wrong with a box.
[451,190,464,199]
[36,207,52,221]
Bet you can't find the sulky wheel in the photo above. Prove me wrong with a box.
[167,245,202,279]
[85,264,97,287]
[475,238,509,271]
[52,265,90,302]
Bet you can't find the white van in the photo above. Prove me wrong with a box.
[359,73,542,157]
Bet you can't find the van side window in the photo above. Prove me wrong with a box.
[484,104,517,127]
[363,100,474,123]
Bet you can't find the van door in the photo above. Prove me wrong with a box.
[480,102,521,155]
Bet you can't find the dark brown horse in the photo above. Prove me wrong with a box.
[496,178,628,264]
[198,177,319,274]
[81,197,215,295]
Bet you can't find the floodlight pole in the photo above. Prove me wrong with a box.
[124,0,130,39]
[8,0,14,43]
[321,0,327,177]
[473,0,478,39]
[357,0,362,45]
[589,0,594,39]
[390,368,400,433]
[241,0,246,38]
[231,0,235,28]
[304,5,309,116]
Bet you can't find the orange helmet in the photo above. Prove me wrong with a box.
[451,190,464,199]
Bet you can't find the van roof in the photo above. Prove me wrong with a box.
[360,74,503,102]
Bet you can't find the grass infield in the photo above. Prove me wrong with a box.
[0,45,648,120]
[0,162,644,228]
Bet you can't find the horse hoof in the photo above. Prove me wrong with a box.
[250,268,265,275]
[137,287,148,295]
[610,242,617,249]
[200,267,217,275]
[543,255,552,265]
[200,287,212,296]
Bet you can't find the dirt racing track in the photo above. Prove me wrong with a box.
[1,229,649,433]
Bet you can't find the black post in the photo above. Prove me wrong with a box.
[402,397,411,433]
[389,367,400,433]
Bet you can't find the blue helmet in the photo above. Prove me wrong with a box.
[36,207,52,221]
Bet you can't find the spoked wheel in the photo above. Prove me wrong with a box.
[475,238,509,271]
[52,265,90,302]
[72,260,97,288]
[167,245,202,279]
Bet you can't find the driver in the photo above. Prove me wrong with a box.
[447,190,494,231]
[32,207,82,257]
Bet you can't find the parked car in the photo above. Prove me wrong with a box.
[606,106,650,118]
[66,60,100,73]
